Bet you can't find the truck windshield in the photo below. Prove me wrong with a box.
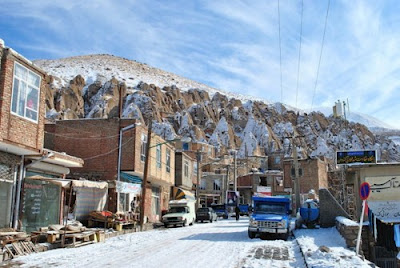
[254,203,286,214]
[168,207,186,213]
[211,205,225,211]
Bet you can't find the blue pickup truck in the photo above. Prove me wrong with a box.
[211,204,228,219]
[248,196,293,240]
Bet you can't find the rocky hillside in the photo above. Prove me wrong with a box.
[35,55,400,163]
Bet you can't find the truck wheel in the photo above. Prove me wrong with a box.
[248,230,256,239]
[164,223,168,228]
[183,219,187,227]
[210,218,213,223]
[189,219,194,226]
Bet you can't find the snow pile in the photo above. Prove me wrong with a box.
[336,216,358,227]
[295,227,372,267]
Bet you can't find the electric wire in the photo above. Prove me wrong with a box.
[44,131,121,140]
[278,0,283,108]
[83,137,134,161]
[310,0,331,112]
[295,0,304,108]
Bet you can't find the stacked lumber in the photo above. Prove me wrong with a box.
[0,230,39,261]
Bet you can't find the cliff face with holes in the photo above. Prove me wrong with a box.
[35,54,400,163]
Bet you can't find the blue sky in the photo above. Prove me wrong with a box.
[1,0,400,128]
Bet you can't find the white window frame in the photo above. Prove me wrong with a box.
[140,134,147,162]
[166,149,171,173]
[11,62,41,123]
[156,145,161,169]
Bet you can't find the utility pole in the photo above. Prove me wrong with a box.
[140,120,152,231]
[233,150,237,192]
[195,150,201,210]
[291,138,301,214]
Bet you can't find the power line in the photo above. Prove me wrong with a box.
[278,0,283,107]
[83,137,134,161]
[44,131,121,140]
[310,0,331,112]
[295,0,304,108]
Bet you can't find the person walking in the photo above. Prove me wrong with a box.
[235,206,240,221]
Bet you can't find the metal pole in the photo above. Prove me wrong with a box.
[13,156,24,229]
[292,138,301,214]
[356,200,366,255]
[196,150,201,210]
[140,120,152,231]
[234,151,237,192]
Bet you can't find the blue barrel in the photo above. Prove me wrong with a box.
[300,200,319,223]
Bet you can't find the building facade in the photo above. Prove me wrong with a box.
[45,118,175,223]
[0,39,83,231]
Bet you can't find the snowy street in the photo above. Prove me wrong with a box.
[12,218,305,268]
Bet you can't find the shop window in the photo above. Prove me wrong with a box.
[11,62,41,122]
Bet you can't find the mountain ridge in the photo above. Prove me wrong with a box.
[34,54,400,163]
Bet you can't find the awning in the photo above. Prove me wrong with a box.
[25,175,71,188]
[116,181,141,194]
[368,201,400,223]
[120,172,142,184]
[72,180,108,189]
[173,187,195,201]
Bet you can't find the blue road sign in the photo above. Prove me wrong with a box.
[360,182,370,200]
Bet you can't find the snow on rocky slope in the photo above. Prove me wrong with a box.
[34,54,400,163]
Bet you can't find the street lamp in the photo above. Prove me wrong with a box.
[117,122,141,212]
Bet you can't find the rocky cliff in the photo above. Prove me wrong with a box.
[35,54,400,163]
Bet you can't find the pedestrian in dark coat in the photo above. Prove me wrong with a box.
[235,206,240,221]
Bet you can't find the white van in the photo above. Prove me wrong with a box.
[162,199,196,227]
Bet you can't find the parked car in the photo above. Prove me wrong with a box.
[195,207,218,223]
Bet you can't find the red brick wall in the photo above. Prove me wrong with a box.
[45,118,140,181]
[283,158,328,194]
[0,50,46,152]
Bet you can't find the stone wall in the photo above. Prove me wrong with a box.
[319,188,350,227]
[335,217,372,260]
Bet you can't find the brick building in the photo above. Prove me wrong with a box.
[283,157,329,204]
[45,118,176,223]
[0,39,83,230]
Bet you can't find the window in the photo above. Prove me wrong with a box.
[151,187,160,216]
[183,143,189,151]
[274,156,281,164]
[11,62,41,122]
[213,179,221,191]
[184,160,189,178]
[156,145,161,168]
[200,179,206,190]
[166,149,171,173]
[140,134,147,162]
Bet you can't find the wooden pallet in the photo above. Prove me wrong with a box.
[62,231,97,248]
[3,241,38,260]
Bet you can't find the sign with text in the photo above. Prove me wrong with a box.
[257,186,272,196]
[365,176,400,201]
[367,201,400,223]
[336,150,376,165]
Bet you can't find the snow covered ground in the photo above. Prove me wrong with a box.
[12,218,302,268]
[295,227,373,268]
[10,219,371,268]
